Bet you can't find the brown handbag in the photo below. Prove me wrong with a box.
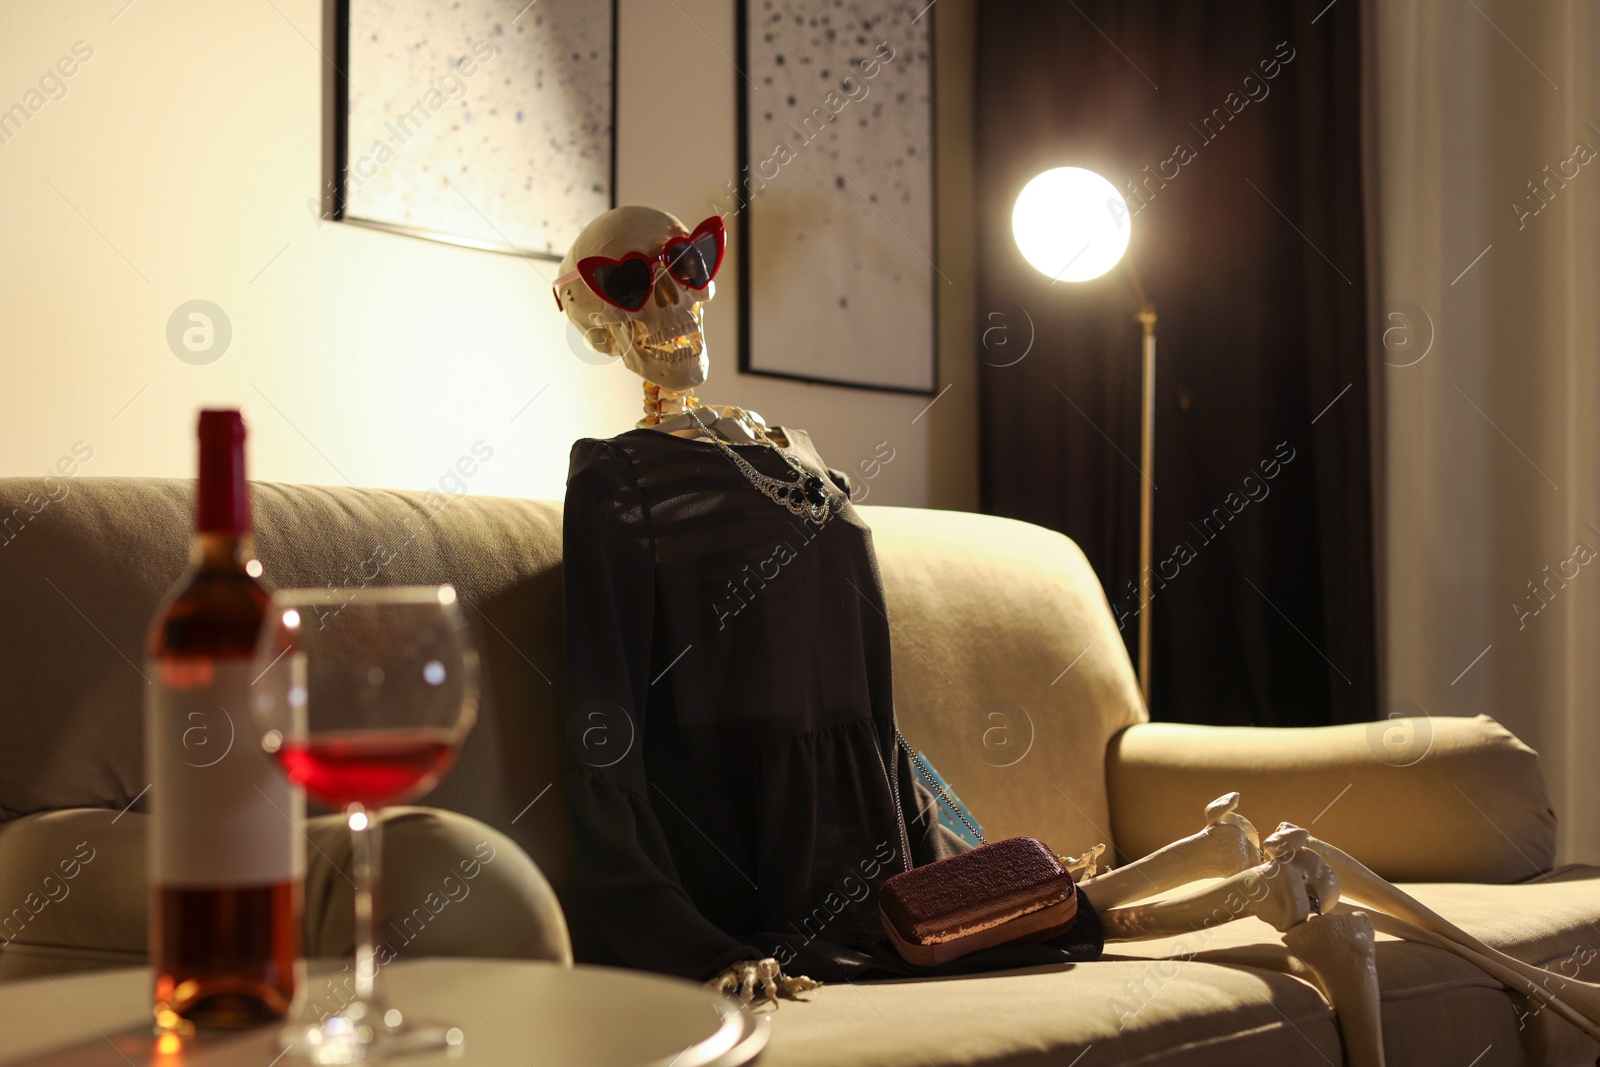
[878,733,1080,967]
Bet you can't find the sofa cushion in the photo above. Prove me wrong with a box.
[1399,866,1600,968]
[758,868,1600,1066]
[763,959,1343,1067]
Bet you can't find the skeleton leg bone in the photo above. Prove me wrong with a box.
[1340,903,1600,1043]
[1095,826,1387,1066]
[1282,911,1387,1067]
[1077,793,1265,911]
[1298,830,1600,1041]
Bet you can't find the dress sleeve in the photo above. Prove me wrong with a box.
[562,439,763,981]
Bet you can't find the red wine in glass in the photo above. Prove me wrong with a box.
[275,728,458,809]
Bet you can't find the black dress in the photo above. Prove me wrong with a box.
[561,427,1102,982]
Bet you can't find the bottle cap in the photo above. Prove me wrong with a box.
[196,409,250,533]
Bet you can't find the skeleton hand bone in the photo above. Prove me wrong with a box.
[1060,842,1106,881]
[706,957,821,1008]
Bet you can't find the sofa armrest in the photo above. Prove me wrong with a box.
[303,806,573,966]
[1105,715,1556,884]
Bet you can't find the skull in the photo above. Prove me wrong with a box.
[555,205,715,393]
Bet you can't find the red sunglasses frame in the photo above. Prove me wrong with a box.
[552,215,727,313]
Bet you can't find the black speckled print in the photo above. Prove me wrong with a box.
[742,1,937,390]
[346,0,612,255]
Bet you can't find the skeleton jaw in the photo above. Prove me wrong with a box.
[615,313,709,392]
[631,316,705,359]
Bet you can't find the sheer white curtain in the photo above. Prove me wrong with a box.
[1366,0,1600,864]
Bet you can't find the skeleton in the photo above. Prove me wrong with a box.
[557,208,1600,1056]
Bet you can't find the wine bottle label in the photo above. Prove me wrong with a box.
[146,659,304,887]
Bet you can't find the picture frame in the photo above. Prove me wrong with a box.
[734,0,939,394]
[323,0,618,260]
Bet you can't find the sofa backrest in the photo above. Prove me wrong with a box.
[0,477,572,884]
[861,506,1147,856]
[0,477,1146,885]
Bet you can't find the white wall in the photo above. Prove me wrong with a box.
[1368,0,1600,864]
[0,0,976,510]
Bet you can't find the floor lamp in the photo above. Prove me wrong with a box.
[1012,167,1156,708]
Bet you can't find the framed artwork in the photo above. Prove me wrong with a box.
[326,0,616,259]
[735,1,938,394]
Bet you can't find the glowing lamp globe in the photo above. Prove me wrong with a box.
[1012,167,1131,283]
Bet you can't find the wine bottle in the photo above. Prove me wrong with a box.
[145,409,301,1030]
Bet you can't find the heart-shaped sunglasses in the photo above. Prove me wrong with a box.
[553,216,726,313]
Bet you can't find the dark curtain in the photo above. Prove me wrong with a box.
[975,2,1376,727]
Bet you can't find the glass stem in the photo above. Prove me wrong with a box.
[347,802,385,1012]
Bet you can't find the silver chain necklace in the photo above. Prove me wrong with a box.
[684,408,842,524]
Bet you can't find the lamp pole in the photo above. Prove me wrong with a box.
[1126,265,1156,709]
[1009,166,1155,708]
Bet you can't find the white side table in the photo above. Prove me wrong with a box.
[0,959,767,1067]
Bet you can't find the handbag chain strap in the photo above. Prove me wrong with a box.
[894,729,989,848]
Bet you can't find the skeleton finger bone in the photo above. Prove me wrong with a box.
[707,962,746,1000]
[705,960,763,1004]
[756,958,781,1003]
[1078,792,1267,911]
[1282,911,1386,1067]
[776,973,823,998]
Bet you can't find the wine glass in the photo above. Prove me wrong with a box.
[251,585,479,1062]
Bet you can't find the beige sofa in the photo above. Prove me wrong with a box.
[2,477,1596,1066]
